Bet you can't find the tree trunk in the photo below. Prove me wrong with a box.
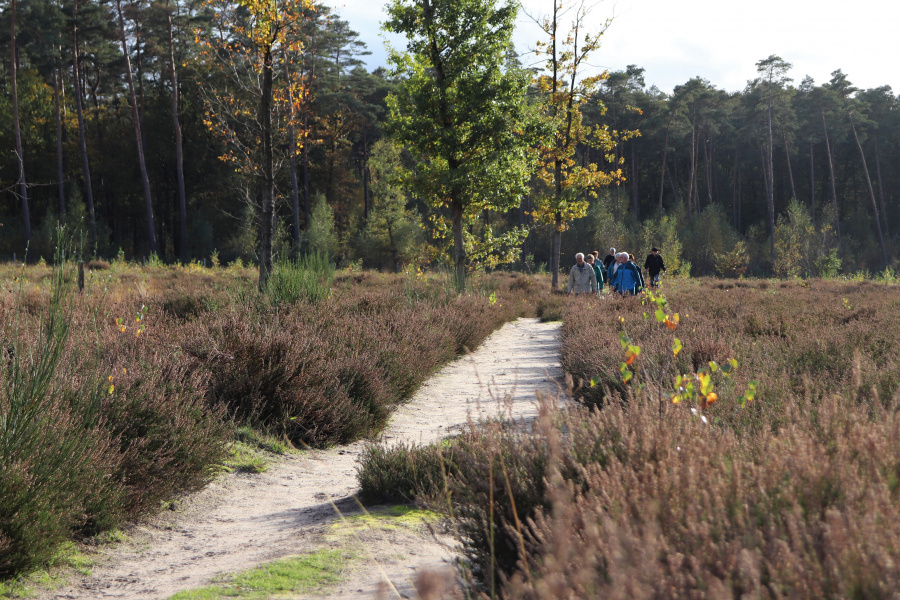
[732,146,740,229]
[283,51,301,251]
[551,154,563,288]
[703,135,713,205]
[631,141,639,218]
[766,105,776,265]
[303,134,310,230]
[72,1,97,245]
[809,141,815,223]
[258,45,275,289]
[782,123,797,200]
[116,0,158,254]
[686,122,696,218]
[666,160,679,205]
[552,213,562,290]
[873,134,889,238]
[848,112,889,267]
[452,200,466,292]
[166,4,188,263]
[822,110,842,255]
[11,0,30,258]
[54,64,66,223]
[658,116,671,219]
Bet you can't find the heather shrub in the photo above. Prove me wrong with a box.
[0,259,120,573]
[183,276,542,446]
[0,257,231,574]
[356,442,449,505]
[360,279,900,596]
[0,262,552,577]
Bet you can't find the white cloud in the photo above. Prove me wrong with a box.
[334,0,900,93]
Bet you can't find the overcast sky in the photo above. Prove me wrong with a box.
[329,0,899,94]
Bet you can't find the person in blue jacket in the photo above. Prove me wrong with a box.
[612,253,642,295]
[606,253,621,292]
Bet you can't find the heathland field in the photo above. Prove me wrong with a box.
[359,276,900,598]
[3,260,900,598]
[0,257,552,580]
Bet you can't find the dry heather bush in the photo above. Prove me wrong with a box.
[178,272,548,446]
[360,279,900,597]
[563,278,900,418]
[0,265,550,576]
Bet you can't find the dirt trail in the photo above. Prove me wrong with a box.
[45,318,562,600]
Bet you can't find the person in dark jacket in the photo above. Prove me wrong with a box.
[603,247,616,270]
[644,247,666,287]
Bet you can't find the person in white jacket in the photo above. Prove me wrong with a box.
[567,253,597,295]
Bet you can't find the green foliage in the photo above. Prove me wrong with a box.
[715,240,751,278]
[384,0,542,289]
[303,195,338,259]
[358,140,423,272]
[774,199,842,278]
[265,251,334,306]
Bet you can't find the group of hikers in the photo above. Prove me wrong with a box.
[567,247,666,296]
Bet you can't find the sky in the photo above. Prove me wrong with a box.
[328,0,900,95]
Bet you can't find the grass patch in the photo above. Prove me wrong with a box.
[166,549,350,600]
[327,505,442,539]
[219,427,293,474]
[0,542,93,599]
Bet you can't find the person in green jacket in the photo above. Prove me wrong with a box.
[586,253,604,293]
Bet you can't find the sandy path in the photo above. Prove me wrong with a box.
[45,318,562,600]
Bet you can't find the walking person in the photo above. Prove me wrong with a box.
[613,252,642,296]
[586,253,605,293]
[567,253,597,295]
[629,254,645,292]
[603,247,616,269]
[644,247,666,287]
[607,252,620,293]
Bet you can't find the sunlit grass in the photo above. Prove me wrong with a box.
[166,549,350,600]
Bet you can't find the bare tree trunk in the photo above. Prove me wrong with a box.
[283,51,301,251]
[166,3,188,262]
[452,199,466,292]
[874,133,889,238]
[809,141,815,223]
[703,135,713,205]
[732,146,739,229]
[666,161,679,205]
[258,45,275,289]
[303,133,310,230]
[72,0,97,245]
[686,122,696,218]
[658,115,672,219]
[11,0,30,257]
[848,112,889,266]
[781,124,797,200]
[116,0,158,254]
[766,106,776,264]
[822,110,843,255]
[552,214,562,289]
[54,64,66,223]
[631,141,639,218]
